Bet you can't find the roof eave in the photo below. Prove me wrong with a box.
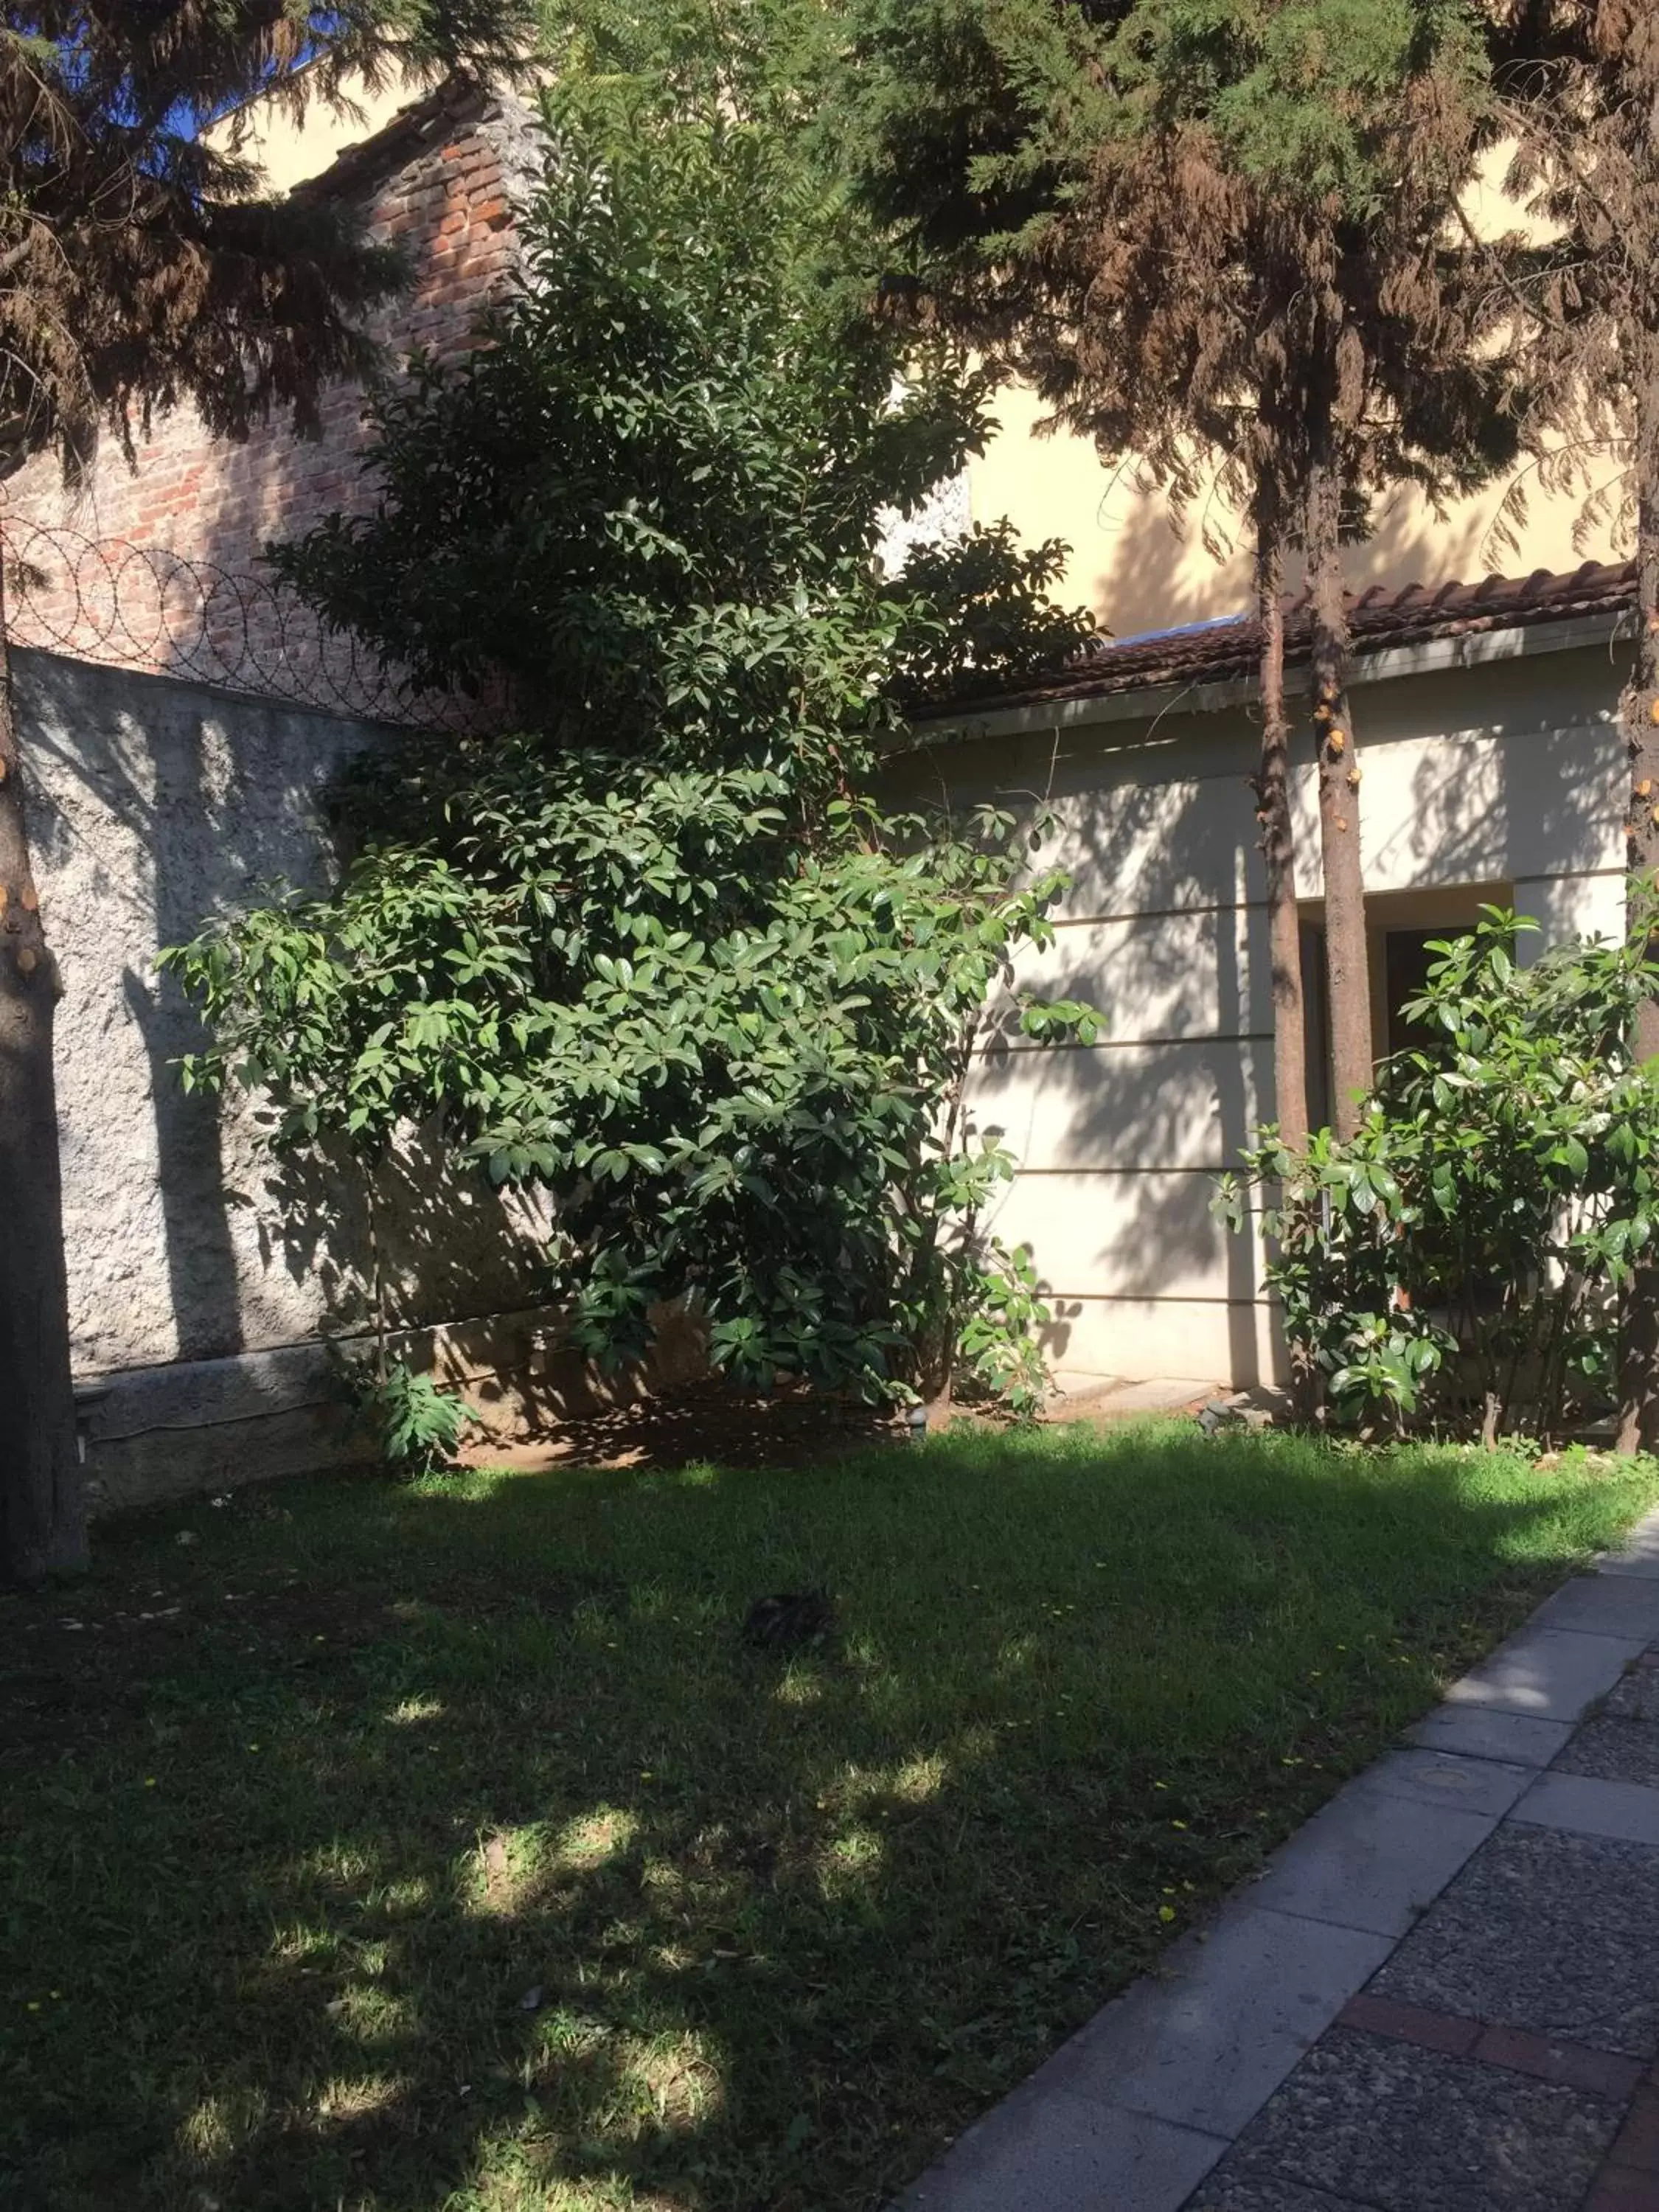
[907,602,1638,751]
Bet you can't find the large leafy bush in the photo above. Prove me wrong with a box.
[1220,910,1659,1441]
[167,94,1099,1412]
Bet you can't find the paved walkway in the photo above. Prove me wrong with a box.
[902,1507,1659,2212]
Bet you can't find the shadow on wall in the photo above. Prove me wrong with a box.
[17,647,549,1375]
[1390,708,1627,901]
[262,1138,554,1341]
[931,735,1270,1385]
[1077,446,1619,642]
[1083,472,1255,641]
[1342,490,1490,602]
[120,967,245,1359]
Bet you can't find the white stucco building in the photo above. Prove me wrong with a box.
[902,564,1635,1391]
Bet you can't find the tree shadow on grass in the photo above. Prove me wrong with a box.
[475,1381,904,1476]
[4,1428,1649,2212]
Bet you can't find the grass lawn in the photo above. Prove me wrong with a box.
[4,1420,1656,2211]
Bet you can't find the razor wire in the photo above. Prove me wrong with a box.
[1,521,507,734]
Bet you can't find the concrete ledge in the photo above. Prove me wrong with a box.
[1597,1520,1659,1581]
[1404,1707,1576,1769]
[1245,1781,1498,1939]
[901,2084,1226,2212]
[84,1399,372,1515]
[83,1338,351,1443]
[1529,1576,1659,1643]
[76,1300,703,1517]
[1354,1748,1536,1821]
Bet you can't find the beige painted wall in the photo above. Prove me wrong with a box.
[897,631,1630,1391]
[206,66,414,189]
[218,83,1617,644]
[968,139,1613,641]
[972,384,1623,643]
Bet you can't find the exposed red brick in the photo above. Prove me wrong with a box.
[1584,2168,1659,2212]
[1337,1996,1481,2058]
[5,88,525,630]
[1472,2025,1644,2103]
[1610,2090,1659,2177]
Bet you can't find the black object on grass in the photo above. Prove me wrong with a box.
[741,1591,836,1652]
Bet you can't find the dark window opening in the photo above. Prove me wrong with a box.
[1297,888,1513,1130]
[1383,929,1448,1060]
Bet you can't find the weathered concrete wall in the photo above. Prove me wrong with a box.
[19,648,550,1391]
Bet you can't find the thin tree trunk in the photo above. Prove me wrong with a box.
[1256,515,1315,1418]
[0,551,86,1581]
[1617,364,1659,1455]
[1254,522,1309,1150]
[1306,458,1373,1141]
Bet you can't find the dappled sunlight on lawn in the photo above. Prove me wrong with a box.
[4,1422,1657,2209]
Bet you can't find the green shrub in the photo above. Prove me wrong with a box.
[166,100,1099,1416]
[346,1358,467,1477]
[1219,908,1659,1441]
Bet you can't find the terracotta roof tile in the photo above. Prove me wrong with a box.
[933,560,1638,718]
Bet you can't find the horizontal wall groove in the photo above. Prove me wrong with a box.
[1042,1293,1273,1308]
[1006,1165,1248,1178]
[975,1033,1267,1057]
[1041,900,1267,928]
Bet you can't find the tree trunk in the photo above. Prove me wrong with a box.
[1306,458,1373,1141]
[1254,523,1309,1150]
[1617,364,1659,1455]
[0,556,86,1582]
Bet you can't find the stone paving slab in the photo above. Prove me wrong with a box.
[1403,1705,1576,1768]
[1034,1903,1392,2138]
[1587,2168,1659,2211]
[900,2083,1225,2211]
[1557,1712,1659,1787]
[1513,1769,1659,1846]
[1443,1625,1650,1720]
[1529,1574,1659,1641]
[1596,1522,1659,1579]
[1245,1778,1497,1937]
[1357,1747,1536,1820]
[1601,2084,1659,2189]
[1053,1374,1217,1417]
[1368,1824,1659,2059]
[1198,2028,1622,2212]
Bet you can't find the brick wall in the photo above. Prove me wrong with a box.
[4,76,537,692]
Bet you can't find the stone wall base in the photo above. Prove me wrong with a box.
[76,1302,708,1518]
